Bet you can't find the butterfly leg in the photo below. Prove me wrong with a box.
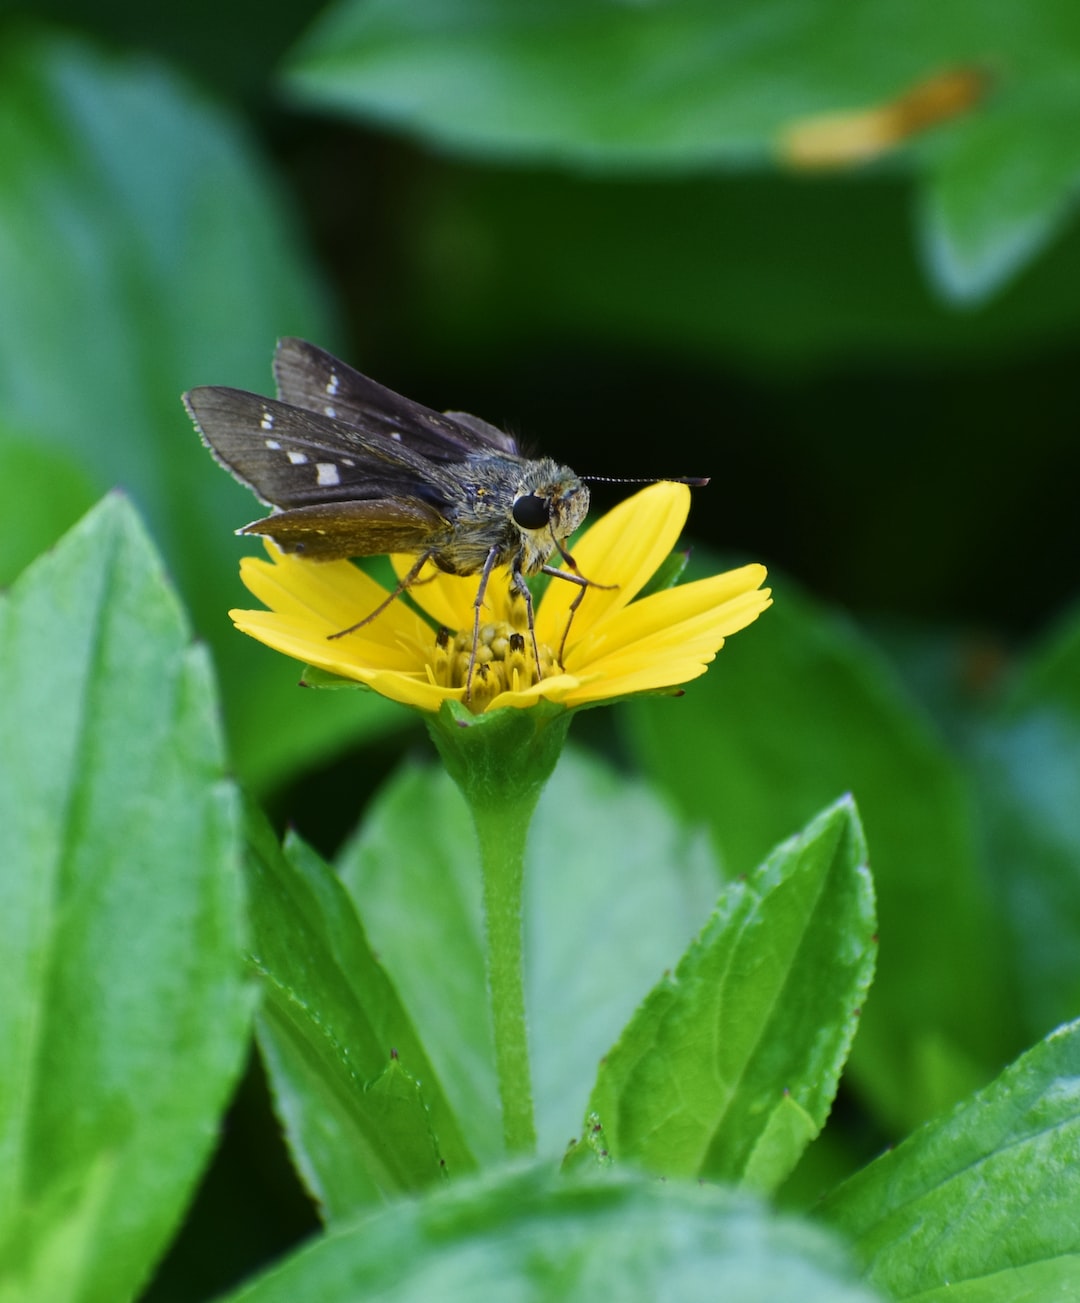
[507,564,543,686]
[466,546,503,701]
[327,551,434,639]
[541,557,617,666]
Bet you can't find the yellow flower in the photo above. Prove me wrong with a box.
[230,482,771,714]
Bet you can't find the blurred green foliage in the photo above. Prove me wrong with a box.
[3,1,1080,1298]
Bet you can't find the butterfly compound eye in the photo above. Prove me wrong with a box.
[512,493,551,530]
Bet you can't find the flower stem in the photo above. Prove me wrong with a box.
[472,794,538,1154]
[426,700,572,1157]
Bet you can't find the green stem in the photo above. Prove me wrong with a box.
[426,699,572,1158]
[472,794,539,1154]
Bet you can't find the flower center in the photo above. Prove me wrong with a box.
[431,618,558,707]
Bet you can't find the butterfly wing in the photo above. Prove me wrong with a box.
[272,337,521,460]
[183,386,464,512]
[239,498,448,560]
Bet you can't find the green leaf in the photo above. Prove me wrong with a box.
[220,1165,885,1303]
[973,601,1080,1040]
[281,0,954,168]
[821,1019,1080,1301]
[0,495,250,1303]
[0,30,391,792]
[524,752,721,1154]
[625,564,1010,1133]
[336,746,721,1162]
[921,61,1080,302]
[582,799,875,1191]
[284,0,1080,300]
[245,815,475,1218]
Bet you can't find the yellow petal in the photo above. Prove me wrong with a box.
[566,565,770,668]
[536,482,691,646]
[230,609,421,673]
[562,658,713,707]
[240,547,431,652]
[578,592,771,683]
[352,670,459,712]
[387,554,465,629]
[484,670,580,712]
[231,608,461,710]
[563,580,771,705]
[580,607,757,682]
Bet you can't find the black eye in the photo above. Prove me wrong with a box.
[512,493,550,529]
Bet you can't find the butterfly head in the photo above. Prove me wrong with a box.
[513,463,589,542]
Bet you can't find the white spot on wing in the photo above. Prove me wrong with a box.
[265,438,281,450]
[326,372,340,396]
[390,431,402,441]
[316,462,341,487]
[260,411,274,430]
[324,405,337,418]
[287,449,309,465]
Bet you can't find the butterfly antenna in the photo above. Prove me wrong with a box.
[581,475,710,486]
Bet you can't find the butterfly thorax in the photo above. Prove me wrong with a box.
[432,454,590,578]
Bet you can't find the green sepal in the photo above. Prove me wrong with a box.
[635,547,691,600]
[425,696,572,816]
[299,664,373,690]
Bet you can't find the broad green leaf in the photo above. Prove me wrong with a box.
[625,564,1010,1133]
[281,0,977,168]
[0,496,250,1303]
[336,747,719,1161]
[220,1165,884,1303]
[582,799,875,1191]
[525,751,719,1153]
[0,30,391,792]
[0,1157,116,1303]
[973,601,1080,1039]
[821,1019,1080,1301]
[245,815,474,1218]
[285,0,1080,300]
[921,60,1080,301]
